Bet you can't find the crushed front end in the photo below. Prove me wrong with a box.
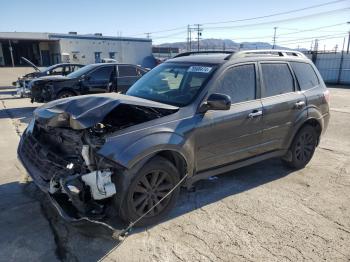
[18,118,122,220]
[17,94,178,223]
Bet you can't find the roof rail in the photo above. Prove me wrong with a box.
[231,49,306,59]
[173,51,234,58]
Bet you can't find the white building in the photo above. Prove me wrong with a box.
[0,32,153,67]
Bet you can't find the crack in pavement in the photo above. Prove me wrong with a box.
[1,98,79,262]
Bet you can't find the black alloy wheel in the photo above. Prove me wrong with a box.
[132,170,173,217]
[120,156,180,226]
[57,90,75,99]
[283,125,318,169]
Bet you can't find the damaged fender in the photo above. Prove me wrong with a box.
[98,130,194,174]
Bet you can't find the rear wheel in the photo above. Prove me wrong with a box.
[283,125,318,169]
[120,156,180,226]
[57,90,75,99]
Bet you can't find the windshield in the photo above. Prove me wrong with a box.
[67,64,94,78]
[127,63,216,107]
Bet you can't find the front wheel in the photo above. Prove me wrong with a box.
[57,90,75,99]
[283,125,318,169]
[120,156,180,226]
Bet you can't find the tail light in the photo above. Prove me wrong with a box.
[323,89,330,104]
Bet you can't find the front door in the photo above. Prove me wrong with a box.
[196,63,264,171]
[259,62,307,152]
[83,65,115,93]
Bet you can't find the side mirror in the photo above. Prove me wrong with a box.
[81,75,90,81]
[199,93,231,113]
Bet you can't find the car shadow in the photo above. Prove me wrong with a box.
[0,106,37,125]
[10,157,293,261]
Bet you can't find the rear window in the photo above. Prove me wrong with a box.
[261,63,294,97]
[290,62,319,91]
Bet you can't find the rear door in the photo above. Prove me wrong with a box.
[196,63,264,171]
[83,65,115,93]
[117,65,140,93]
[259,62,307,152]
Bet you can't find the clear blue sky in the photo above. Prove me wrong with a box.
[1,0,349,49]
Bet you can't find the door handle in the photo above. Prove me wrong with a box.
[294,101,305,109]
[248,110,263,119]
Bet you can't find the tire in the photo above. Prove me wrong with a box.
[57,90,75,99]
[120,156,180,226]
[283,125,318,169]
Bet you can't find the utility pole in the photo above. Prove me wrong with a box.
[194,24,203,52]
[314,39,319,52]
[187,25,190,51]
[347,21,350,54]
[272,27,277,49]
[188,26,192,51]
[347,31,350,54]
[8,40,14,67]
[310,40,314,52]
[145,33,151,39]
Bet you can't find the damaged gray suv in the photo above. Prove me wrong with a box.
[18,50,330,226]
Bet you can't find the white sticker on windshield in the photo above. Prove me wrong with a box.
[188,66,212,73]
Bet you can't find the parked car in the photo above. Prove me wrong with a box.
[13,57,84,97]
[29,63,148,102]
[18,50,330,227]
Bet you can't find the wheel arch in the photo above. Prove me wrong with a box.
[287,117,323,149]
[56,88,78,98]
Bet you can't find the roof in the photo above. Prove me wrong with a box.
[166,50,309,64]
[0,32,151,43]
[49,33,151,43]
[167,54,230,64]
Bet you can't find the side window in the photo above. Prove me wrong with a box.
[88,66,113,81]
[50,66,64,75]
[64,65,73,74]
[290,62,319,91]
[261,63,294,97]
[118,66,137,77]
[219,64,256,103]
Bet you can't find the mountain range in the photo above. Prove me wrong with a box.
[157,38,297,51]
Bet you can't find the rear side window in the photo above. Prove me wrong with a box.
[261,63,294,97]
[219,64,256,103]
[290,62,319,90]
[118,65,137,77]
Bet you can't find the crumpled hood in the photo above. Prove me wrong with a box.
[34,93,178,130]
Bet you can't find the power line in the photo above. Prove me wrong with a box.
[278,34,348,45]
[277,32,348,44]
[201,0,349,25]
[129,0,348,37]
[130,26,186,37]
[151,30,187,39]
[277,22,347,36]
[203,8,349,30]
[223,22,348,41]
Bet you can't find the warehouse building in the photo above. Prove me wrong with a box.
[0,32,153,67]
